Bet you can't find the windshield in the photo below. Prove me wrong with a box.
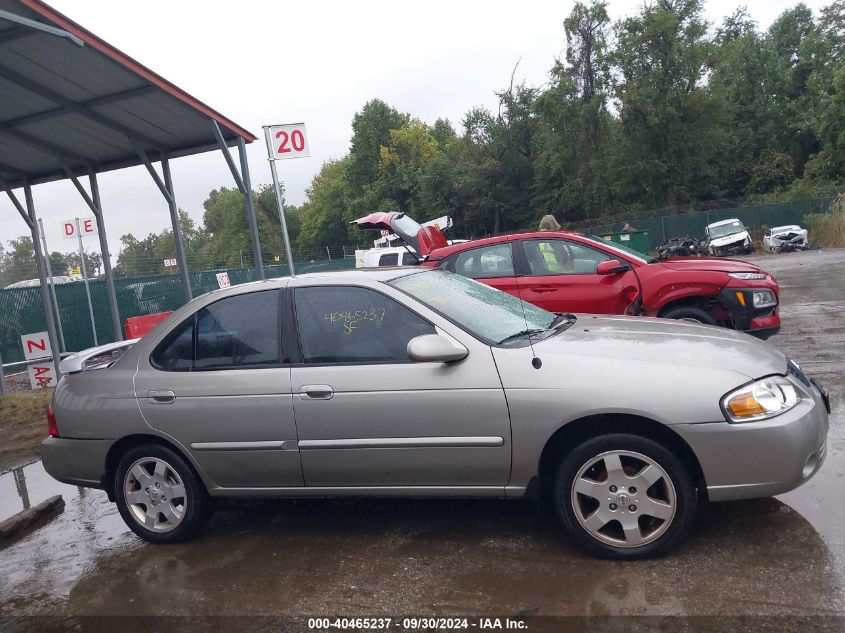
[584,235,649,264]
[391,270,561,345]
[707,221,746,239]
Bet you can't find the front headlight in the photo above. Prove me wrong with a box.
[728,272,766,280]
[722,376,800,423]
[752,289,777,307]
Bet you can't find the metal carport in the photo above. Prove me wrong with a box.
[0,0,263,380]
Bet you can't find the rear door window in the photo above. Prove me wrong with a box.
[150,290,281,371]
[195,291,281,369]
[454,243,514,279]
[150,317,193,371]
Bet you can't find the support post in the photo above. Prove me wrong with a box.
[24,184,62,375]
[161,156,192,301]
[263,127,296,277]
[89,171,122,341]
[76,218,98,347]
[37,218,66,351]
[237,137,264,280]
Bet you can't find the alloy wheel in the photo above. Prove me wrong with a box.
[570,450,676,548]
[123,457,188,533]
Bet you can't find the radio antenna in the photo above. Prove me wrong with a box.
[511,257,542,370]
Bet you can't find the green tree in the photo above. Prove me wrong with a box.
[1,236,37,285]
[295,158,355,253]
[533,0,614,220]
[48,252,68,276]
[611,0,727,208]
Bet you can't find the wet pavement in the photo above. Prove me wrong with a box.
[0,249,843,621]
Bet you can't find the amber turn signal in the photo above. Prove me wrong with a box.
[726,392,765,417]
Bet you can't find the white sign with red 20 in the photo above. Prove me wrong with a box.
[266,123,309,160]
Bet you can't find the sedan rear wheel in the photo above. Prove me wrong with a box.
[554,434,696,558]
[115,444,212,543]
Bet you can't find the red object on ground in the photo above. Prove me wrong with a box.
[124,312,173,339]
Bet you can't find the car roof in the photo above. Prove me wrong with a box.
[707,218,743,228]
[202,267,425,297]
[294,266,421,282]
[428,229,581,258]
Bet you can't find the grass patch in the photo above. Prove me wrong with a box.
[0,391,51,472]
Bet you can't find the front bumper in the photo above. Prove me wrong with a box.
[718,287,780,337]
[674,376,830,502]
[712,240,751,255]
[41,436,114,489]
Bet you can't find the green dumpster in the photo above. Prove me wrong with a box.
[599,230,651,256]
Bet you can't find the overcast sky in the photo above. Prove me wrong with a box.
[0,0,829,263]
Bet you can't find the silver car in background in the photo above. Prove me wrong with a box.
[42,269,830,558]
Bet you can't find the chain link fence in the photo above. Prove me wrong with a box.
[1,252,358,365]
[583,197,836,250]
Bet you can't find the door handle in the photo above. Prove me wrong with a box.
[531,286,556,293]
[299,385,334,400]
[147,390,176,404]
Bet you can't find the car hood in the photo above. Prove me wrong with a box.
[770,229,808,240]
[656,257,763,274]
[536,315,786,380]
[709,232,750,247]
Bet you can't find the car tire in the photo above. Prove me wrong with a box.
[114,444,212,544]
[553,433,697,559]
[660,306,717,325]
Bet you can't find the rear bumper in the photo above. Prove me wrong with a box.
[41,437,113,489]
[674,378,829,502]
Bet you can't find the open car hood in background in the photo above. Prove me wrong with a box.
[352,212,448,257]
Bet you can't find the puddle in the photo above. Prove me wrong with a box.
[0,460,138,615]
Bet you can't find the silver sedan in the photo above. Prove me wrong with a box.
[41,268,830,558]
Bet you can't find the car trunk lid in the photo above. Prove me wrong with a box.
[352,212,448,257]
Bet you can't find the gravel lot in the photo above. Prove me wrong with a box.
[0,248,842,627]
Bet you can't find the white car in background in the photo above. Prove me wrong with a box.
[763,225,809,253]
[356,246,419,268]
[704,219,753,257]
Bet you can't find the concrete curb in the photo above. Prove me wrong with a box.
[0,495,64,540]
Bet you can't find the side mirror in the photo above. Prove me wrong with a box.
[596,259,630,275]
[407,334,468,363]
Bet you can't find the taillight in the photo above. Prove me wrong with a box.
[47,405,59,438]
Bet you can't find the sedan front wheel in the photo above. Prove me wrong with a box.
[554,434,697,558]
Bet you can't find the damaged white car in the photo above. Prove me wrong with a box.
[763,225,809,253]
[704,219,753,257]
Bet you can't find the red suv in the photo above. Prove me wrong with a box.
[354,212,781,338]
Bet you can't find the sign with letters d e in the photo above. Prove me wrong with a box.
[62,217,97,240]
